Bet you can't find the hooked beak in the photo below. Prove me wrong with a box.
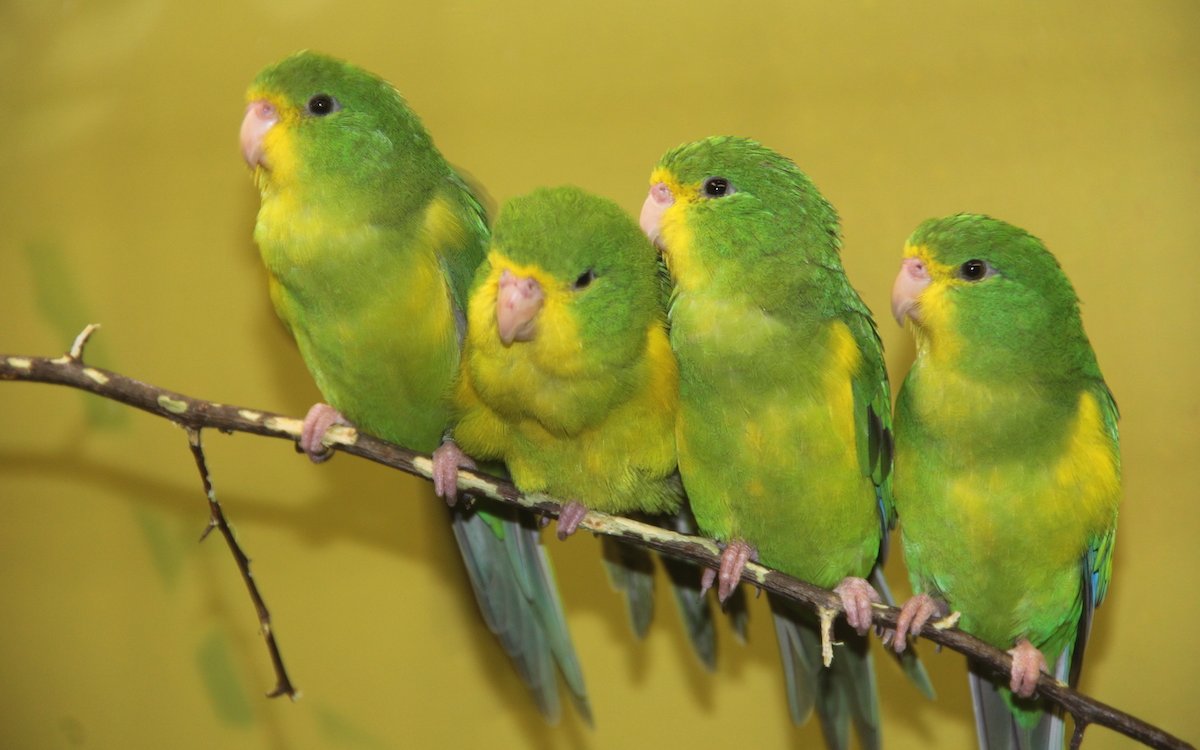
[639,182,675,250]
[496,269,544,345]
[240,99,279,169]
[891,256,932,325]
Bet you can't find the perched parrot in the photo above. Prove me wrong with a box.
[240,51,589,723]
[432,185,724,668]
[888,214,1120,749]
[639,136,932,750]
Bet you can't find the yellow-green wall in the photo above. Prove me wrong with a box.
[2,2,1196,747]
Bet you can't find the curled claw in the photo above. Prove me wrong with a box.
[556,501,589,540]
[892,592,948,653]
[716,540,757,604]
[431,440,476,507]
[299,403,348,463]
[700,567,717,595]
[834,576,882,636]
[1008,638,1048,698]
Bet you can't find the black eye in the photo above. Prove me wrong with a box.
[959,259,989,281]
[703,177,734,198]
[572,269,596,290]
[306,94,340,116]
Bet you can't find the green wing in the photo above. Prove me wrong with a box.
[438,171,490,318]
[1091,382,1121,609]
[845,306,895,540]
[845,300,936,701]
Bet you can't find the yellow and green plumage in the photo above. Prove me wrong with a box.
[241,51,588,723]
[640,136,931,750]
[436,186,724,667]
[890,214,1120,749]
[245,61,475,449]
[451,187,679,517]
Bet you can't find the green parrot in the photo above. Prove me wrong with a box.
[240,51,589,724]
[639,136,932,749]
[888,214,1120,749]
[432,185,726,668]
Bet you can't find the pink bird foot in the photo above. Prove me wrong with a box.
[557,501,589,540]
[890,592,949,653]
[834,576,882,636]
[431,440,476,507]
[299,403,349,463]
[700,540,757,604]
[1008,638,1048,698]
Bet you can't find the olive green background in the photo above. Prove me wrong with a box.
[1,2,1197,748]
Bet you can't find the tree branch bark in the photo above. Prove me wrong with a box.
[0,328,1191,750]
[186,426,297,699]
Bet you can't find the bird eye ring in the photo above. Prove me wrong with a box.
[573,269,596,290]
[703,177,734,198]
[306,94,341,116]
[959,259,990,281]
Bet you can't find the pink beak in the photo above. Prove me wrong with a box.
[639,182,675,249]
[240,99,279,168]
[496,270,544,345]
[891,256,932,325]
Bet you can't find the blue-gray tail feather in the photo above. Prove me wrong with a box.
[658,550,719,670]
[601,536,656,639]
[969,647,1069,750]
[601,512,723,671]
[769,594,881,750]
[603,504,757,671]
[450,507,592,725]
[666,507,750,646]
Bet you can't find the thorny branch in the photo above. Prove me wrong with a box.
[186,426,297,699]
[0,328,1192,750]
[22,325,299,699]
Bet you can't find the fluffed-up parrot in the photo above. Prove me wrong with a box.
[639,136,932,749]
[240,51,589,724]
[432,185,724,668]
[889,214,1120,749]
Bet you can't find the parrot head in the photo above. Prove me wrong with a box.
[241,51,437,201]
[638,136,840,292]
[472,186,662,372]
[892,213,1094,375]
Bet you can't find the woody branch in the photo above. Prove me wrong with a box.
[0,327,1190,750]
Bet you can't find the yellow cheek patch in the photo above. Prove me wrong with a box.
[649,168,709,292]
[246,89,301,188]
[648,167,683,194]
[471,250,585,378]
[903,243,964,361]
